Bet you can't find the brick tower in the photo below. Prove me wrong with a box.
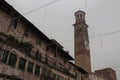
[73,10,91,72]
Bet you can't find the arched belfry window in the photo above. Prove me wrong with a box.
[80,14,83,18]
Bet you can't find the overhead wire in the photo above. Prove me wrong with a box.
[99,36,103,48]
[59,30,120,44]
[90,30,120,38]
[22,0,59,16]
[1,0,120,45]
[0,0,60,25]
[93,65,120,69]
[42,6,48,26]
[85,0,87,9]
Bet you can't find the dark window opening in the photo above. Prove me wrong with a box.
[13,18,19,29]
[0,48,3,58]
[46,46,49,52]
[76,15,79,18]
[2,50,9,63]
[54,47,57,57]
[8,53,17,67]
[36,50,42,61]
[27,62,33,73]
[54,52,57,57]
[18,58,26,70]
[35,65,40,75]
[24,30,29,37]
[36,37,42,45]
[80,14,83,18]
[0,48,9,63]
[24,27,29,37]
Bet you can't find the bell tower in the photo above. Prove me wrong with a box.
[73,10,91,72]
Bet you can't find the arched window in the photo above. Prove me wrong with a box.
[80,14,83,18]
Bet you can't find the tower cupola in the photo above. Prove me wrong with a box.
[75,10,86,23]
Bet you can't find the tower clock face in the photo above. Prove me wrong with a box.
[84,40,89,50]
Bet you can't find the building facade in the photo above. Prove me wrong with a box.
[0,0,89,80]
[73,10,91,72]
[84,73,107,80]
[0,0,74,80]
[95,68,117,80]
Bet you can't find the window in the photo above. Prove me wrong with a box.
[13,18,19,29]
[53,73,57,80]
[24,27,29,37]
[36,37,42,45]
[35,65,40,75]
[0,48,3,58]
[80,14,83,18]
[24,30,29,37]
[18,58,26,70]
[54,51,57,57]
[27,62,33,73]
[76,15,79,19]
[8,53,17,67]
[2,50,9,63]
[36,50,41,61]
[0,49,9,63]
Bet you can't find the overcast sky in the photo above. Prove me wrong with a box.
[6,0,120,79]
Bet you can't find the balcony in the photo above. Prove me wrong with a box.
[0,32,76,78]
[0,63,23,80]
[0,32,33,55]
[45,57,76,78]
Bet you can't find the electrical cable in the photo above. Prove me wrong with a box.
[59,30,120,44]
[99,36,103,48]
[23,0,59,16]
[42,6,48,25]
[90,30,120,38]
[0,0,60,25]
[85,0,87,9]
[93,65,120,69]
[1,0,120,45]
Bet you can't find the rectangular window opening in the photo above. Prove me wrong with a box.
[27,62,33,73]
[8,53,17,67]
[35,65,40,76]
[18,58,26,70]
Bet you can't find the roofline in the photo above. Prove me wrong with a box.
[51,39,64,49]
[69,62,88,74]
[0,0,74,60]
[50,39,74,60]
[0,0,51,42]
